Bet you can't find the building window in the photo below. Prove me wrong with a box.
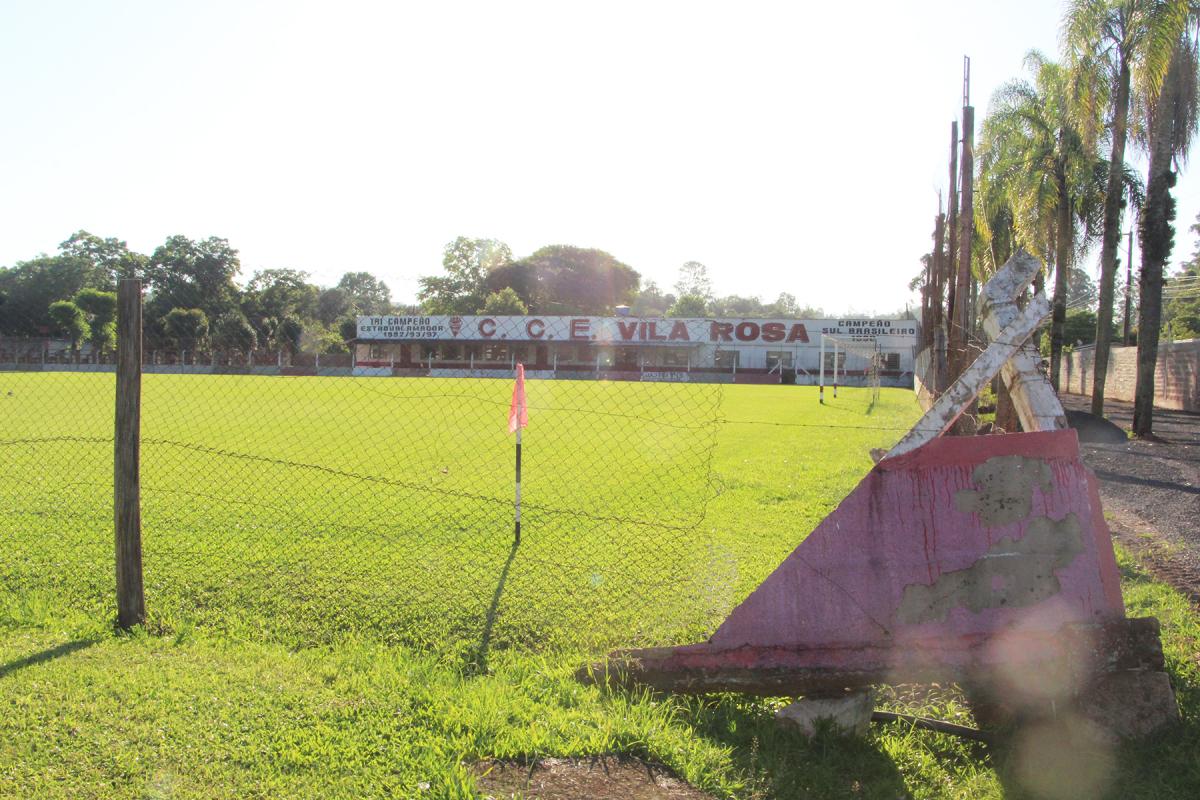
[715,350,739,369]
[767,350,793,369]
[369,344,389,360]
[439,344,461,361]
[481,344,507,361]
[823,351,847,370]
[662,349,690,367]
[615,347,640,368]
[883,352,901,371]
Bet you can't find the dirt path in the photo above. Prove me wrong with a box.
[1060,395,1200,602]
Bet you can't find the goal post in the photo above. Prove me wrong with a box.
[819,333,881,407]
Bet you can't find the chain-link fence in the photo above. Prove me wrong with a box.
[1,286,921,663]
[1,333,733,657]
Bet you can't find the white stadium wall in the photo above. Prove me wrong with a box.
[354,315,919,385]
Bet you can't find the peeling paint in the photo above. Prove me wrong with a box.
[955,455,1053,525]
[897,513,1084,624]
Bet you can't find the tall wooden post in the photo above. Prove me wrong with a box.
[955,103,975,353]
[1123,228,1134,345]
[945,121,960,332]
[932,210,946,328]
[115,278,146,629]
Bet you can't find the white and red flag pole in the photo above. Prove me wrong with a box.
[507,363,529,544]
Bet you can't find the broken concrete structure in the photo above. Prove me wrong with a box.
[582,251,1178,740]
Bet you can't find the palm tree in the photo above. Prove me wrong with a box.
[1064,0,1189,415]
[977,51,1103,389]
[1133,18,1200,435]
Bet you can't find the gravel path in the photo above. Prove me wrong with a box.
[1060,394,1200,602]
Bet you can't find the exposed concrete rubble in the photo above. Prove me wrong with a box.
[776,691,874,737]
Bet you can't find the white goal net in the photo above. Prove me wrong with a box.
[819,334,881,407]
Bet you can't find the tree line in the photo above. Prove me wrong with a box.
[0,232,837,359]
[925,0,1200,437]
[0,231,392,357]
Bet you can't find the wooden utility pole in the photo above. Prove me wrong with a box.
[1123,228,1134,345]
[954,58,975,375]
[932,210,947,332]
[922,219,936,351]
[945,121,960,330]
[115,278,146,629]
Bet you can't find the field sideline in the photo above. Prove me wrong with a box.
[1,376,1197,798]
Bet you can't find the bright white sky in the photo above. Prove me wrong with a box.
[2,0,1197,315]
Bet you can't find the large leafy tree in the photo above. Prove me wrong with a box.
[668,294,709,317]
[59,230,147,286]
[630,281,675,316]
[242,268,318,341]
[146,236,242,324]
[275,315,304,357]
[0,248,112,337]
[316,287,351,325]
[1064,0,1190,413]
[210,312,258,354]
[47,300,89,358]
[978,51,1105,388]
[478,287,528,315]
[337,271,393,316]
[1133,17,1200,435]
[74,288,117,355]
[487,246,639,314]
[162,308,209,353]
[418,237,511,314]
[709,295,766,316]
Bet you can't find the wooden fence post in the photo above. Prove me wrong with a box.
[115,278,146,629]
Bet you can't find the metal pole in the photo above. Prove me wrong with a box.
[833,340,839,398]
[514,427,522,544]
[819,336,825,402]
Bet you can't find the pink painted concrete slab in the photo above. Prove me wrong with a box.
[706,429,1123,654]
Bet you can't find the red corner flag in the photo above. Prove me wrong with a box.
[508,363,528,433]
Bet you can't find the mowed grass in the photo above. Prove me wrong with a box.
[2,374,1197,799]
[0,374,911,653]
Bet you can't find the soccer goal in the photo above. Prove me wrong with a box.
[819,334,881,407]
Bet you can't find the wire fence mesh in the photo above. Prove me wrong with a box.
[0,341,738,654]
[0,299,915,661]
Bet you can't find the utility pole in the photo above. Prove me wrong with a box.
[1123,227,1134,346]
[951,58,975,379]
[946,121,959,331]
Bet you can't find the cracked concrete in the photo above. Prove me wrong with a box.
[899,514,1084,624]
[954,455,1053,526]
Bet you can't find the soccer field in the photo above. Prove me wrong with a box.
[0,373,917,653]
[3,374,1199,799]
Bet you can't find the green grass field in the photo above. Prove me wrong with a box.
[1,374,1197,799]
[0,374,912,654]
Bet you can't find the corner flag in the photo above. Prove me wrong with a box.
[508,363,528,433]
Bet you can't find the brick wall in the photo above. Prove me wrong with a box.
[1062,339,1199,412]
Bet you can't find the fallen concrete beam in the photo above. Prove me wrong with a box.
[581,617,1164,697]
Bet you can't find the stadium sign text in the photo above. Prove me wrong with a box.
[358,316,914,344]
